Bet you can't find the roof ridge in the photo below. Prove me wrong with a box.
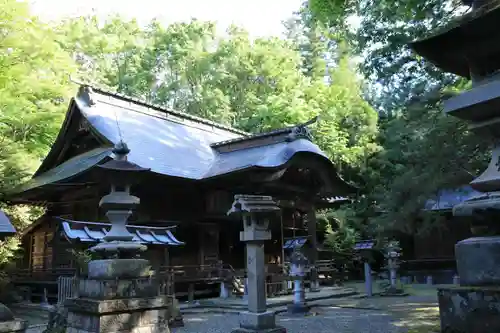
[79,84,249,137]
[211,116,318,148]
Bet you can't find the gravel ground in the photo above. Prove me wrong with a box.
[172,307,407,333]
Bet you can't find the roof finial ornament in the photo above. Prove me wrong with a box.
[286,116,319,142]
[112,141,130,161]
[77,85,96,106]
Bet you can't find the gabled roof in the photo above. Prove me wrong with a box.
[7,85,354,201]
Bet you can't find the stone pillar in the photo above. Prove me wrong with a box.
[364,262,372,297]
[307,209,319,292]
[227,195,286,333]
[389,260,397,289]
[220,281,231,299]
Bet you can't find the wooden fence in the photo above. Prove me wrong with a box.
[57,276,76,305]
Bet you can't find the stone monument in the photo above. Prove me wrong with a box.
[0,210,27,333]
[64,141,174,333]
[227,195,286,333]
[410,1,500,331]
[287,250,309,314]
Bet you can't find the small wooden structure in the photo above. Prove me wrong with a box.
[5,85,353,301]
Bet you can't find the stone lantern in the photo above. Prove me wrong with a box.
[227,195,286,333]
[409,0,500,331]
[383,240,403,295]
[89,140,149,258]
[287,250,309,314]
[64,141,175,333]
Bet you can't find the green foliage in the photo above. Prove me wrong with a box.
[304,0,489,235]
[68,249,94,276]
[318,209,360,267]
[0,0,72,264]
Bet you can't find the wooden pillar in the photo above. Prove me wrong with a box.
[307,208,319,291]
[163,247,170,267]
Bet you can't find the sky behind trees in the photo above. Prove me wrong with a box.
[29,0,304,38]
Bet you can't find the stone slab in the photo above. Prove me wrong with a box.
[64,295,173,314]
[455,236,500,286]
[443,76,500,123]
[196,287,358,310]
[231,326,286,333]
[88,259,151,279]
[286,303,310,314]
[78,278,157,300]
[438,286,500,333]
[0,320,27,333]
[238,311,277,331]
[65,295,174,333]
[66,323,169,333]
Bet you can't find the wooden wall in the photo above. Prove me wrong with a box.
[21,181,306,273]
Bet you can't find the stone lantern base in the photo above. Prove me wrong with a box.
[0,303,27,333]
[438,286,500,333]
[65,296,172,333]
[64,258,178,333]
[231,311,286,333]
[0,320,27,333]
[286,303,310,315]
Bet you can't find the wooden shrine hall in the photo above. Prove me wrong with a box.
[5,85,353,301]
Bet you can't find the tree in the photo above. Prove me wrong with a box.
[0,0,77,263]
[302,0,491,234]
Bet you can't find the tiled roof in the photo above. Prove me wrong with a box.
[59,218,184,246]
[8,85,354,198]
[283,237,308,249]
[0,210,16,238]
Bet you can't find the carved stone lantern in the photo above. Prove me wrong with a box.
[64,141,176,333]
[409,0,500,331]
[89,141,150,258]
[227,195,286,333]
[383,240,403,294]
[287,250,310,314]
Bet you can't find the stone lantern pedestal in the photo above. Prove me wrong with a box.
[0,301,27,333]
[227,195,286,333]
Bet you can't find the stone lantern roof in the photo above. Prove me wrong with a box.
[410,0,500,79]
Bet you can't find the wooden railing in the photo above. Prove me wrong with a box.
[10,268,77,283]
[10,262,320,300]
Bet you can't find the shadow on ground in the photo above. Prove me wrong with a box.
[337,282,443,333]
